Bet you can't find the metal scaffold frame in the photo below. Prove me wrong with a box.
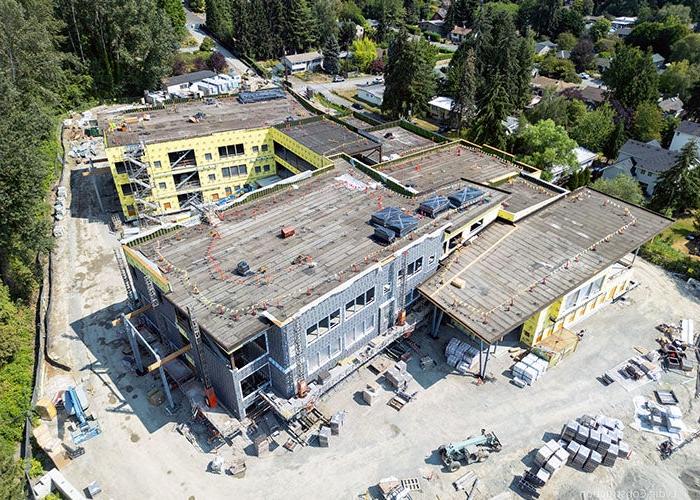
[124,141,160,225]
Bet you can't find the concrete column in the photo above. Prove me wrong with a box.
[159,366,175,410]
[123,314,144,373]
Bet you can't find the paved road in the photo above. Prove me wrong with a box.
[182,4,263,84]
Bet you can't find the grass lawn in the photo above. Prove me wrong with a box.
[658,216,699,259]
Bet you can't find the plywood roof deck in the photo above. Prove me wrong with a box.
[378,143,519,192]
[136,161,507,352]
[419,189,672,344]
[367,126,436,159]
[102,95,311,147]
[280,118,381,157]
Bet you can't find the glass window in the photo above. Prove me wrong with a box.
[429,255,436,265]
[153,160,161,168]
[263,164,271,172]
[345,299,355,317]
[115,161,127,174]
[225,187,232,195]
[208,174,216,181]
[366,287,375,304]
[383,283,391,295]
[330,309,340,328]
[121,183,133,195]
[564,289,580,310]
[261,144,269,152]
[252,146,259,153]
[415,257,423,273]
[255,166,262,174]
[318,317,330,334]
[306,324,318,342]
[222,167,231,177]
[158,182,166,190]
[238,165,247,175]
[205,153,212,161]
[356,292,366,307]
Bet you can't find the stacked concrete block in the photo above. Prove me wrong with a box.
[603,444,618,466]
[618,441,631,459]
[445,338,480,369]
[512,362,540,385]
[561,421,578,441]
[584,450,602,472]
[575,425,590,444]
[385,365,408,389]
[598,432,612,454]
[362,384,378,405]
[535,468,551,484]
[587,429,601,450]
[572,445,591,470]
[565,439,580,461]
[330,412,344,436]
[522,353,549,377]
[535,445,556,467]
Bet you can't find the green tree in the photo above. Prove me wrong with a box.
[572,0,593,15]
[627,21,689,58]
[659,60,700,100]
[556,32,578,51]
[287,0,317,53]
[539,55,581,83]
[338,21,357,50]
[471,79,510,149]
[205,0,233,43]
[685,80,700,120]
[200,36,215,51]
[671,34,700,65]
[0,452,23,499]
[312,0,339,46]
[190,0,205,12]
[525,89,571,127]
[604,120,627,160]
[382,29,436,118]
[518,0,561,36]
[322,33,340,74]
[651,140,700,215]
[591,175,645,205]
[517,119,578,175]
[657,4,693,24]
[556,8,585,37]
[603,45,659,110]
[159,0,186,32]
[571,103,616,153]
[631,102,663,142]
[446,0,480,28]
[589,18,611,42]
[375,0,405,41]
[352,38,378,72]
[446,44,476,133]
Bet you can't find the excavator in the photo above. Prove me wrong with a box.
[439,429,503,472]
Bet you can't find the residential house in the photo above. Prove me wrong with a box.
[555,50,571,59]
[670,120,700,156]
[502,116,520,136]
[652,53,666,71]
[428,96,455,122]
[616,26,634,37]
[595,57,611,73]
[448,26,472,44]
[658,97,684,118]
[611,16,637,31]
[531,76,578,96]
[357,84,385,107]
[534,41,558,56]
[562,86,607,108]
[603,139,679,196]
[193,74,240,97]
[550,147,597,181]
[282,52,324,74]
[420,20,446,36]
[162,70,217,98]
[432,7,448,21]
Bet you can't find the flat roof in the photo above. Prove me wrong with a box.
[499,175,564,214]
[339,115,376,130]
[135,161,509,352]
[418,188,672,344]
[280,117,381,157]
[101,94,311,148]
[377,143,520,193]
[367,126,437,159]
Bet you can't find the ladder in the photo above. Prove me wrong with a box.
[292,321,305,394]
[144,276,160,308]
[188,306,217,407]
[114,248,136,306]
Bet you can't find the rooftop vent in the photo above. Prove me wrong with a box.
[236,260,251,276]
[449,187,485,209]
[419,195,451,218]
[385,214,418,237]
[371,206,403,227]
[373,225,396,244]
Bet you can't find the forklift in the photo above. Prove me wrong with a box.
[439,429,503,472]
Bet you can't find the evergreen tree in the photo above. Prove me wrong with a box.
[287,0,317,53]
[604,120,627,160]
[382,29,436,119]
[205,0,233,44]
[651,140,700,215]
[446,0,480,28]
[685,80,700,121]
[158,0,186,33]
[446,44,476,133]
[471,78,510,149]
[312,0,338,46]
[590,175,645,205]
[323,34,340,74]
[603,45,659,111]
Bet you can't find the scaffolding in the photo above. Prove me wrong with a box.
[124,141,160,225]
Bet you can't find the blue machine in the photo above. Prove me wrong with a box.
[64,386,101,445]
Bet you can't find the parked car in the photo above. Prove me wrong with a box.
[372,76,384,84]
[333,75,345,82]
[352,103,364,110]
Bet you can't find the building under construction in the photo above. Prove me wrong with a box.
[114,128,671,427]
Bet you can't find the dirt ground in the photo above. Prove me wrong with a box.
[38,144,700,500]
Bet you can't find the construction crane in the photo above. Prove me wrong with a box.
[188,307,217,407]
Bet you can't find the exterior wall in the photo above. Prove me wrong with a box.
[520,262,635,347]
[269,127,332,168]
[108,126,331,220]
[357,89,383,106]
[441,206,500,258]
[603,159,658,196]
[267,231,444,398]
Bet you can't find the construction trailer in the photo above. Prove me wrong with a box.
[116,139,671,423]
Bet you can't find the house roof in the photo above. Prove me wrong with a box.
[658,97,684,113]
[283,51,323,64]
[428,96,455,111]
[359,84,385,99]
[563,86,606,104]
[418,188,671,344]
[450,26,472,36]
[616,139,679,173]
[531,76,577,93]
[163,70,216,87]
[678,120,700,137]
[575,147,597,165]
[652,53,665,63]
